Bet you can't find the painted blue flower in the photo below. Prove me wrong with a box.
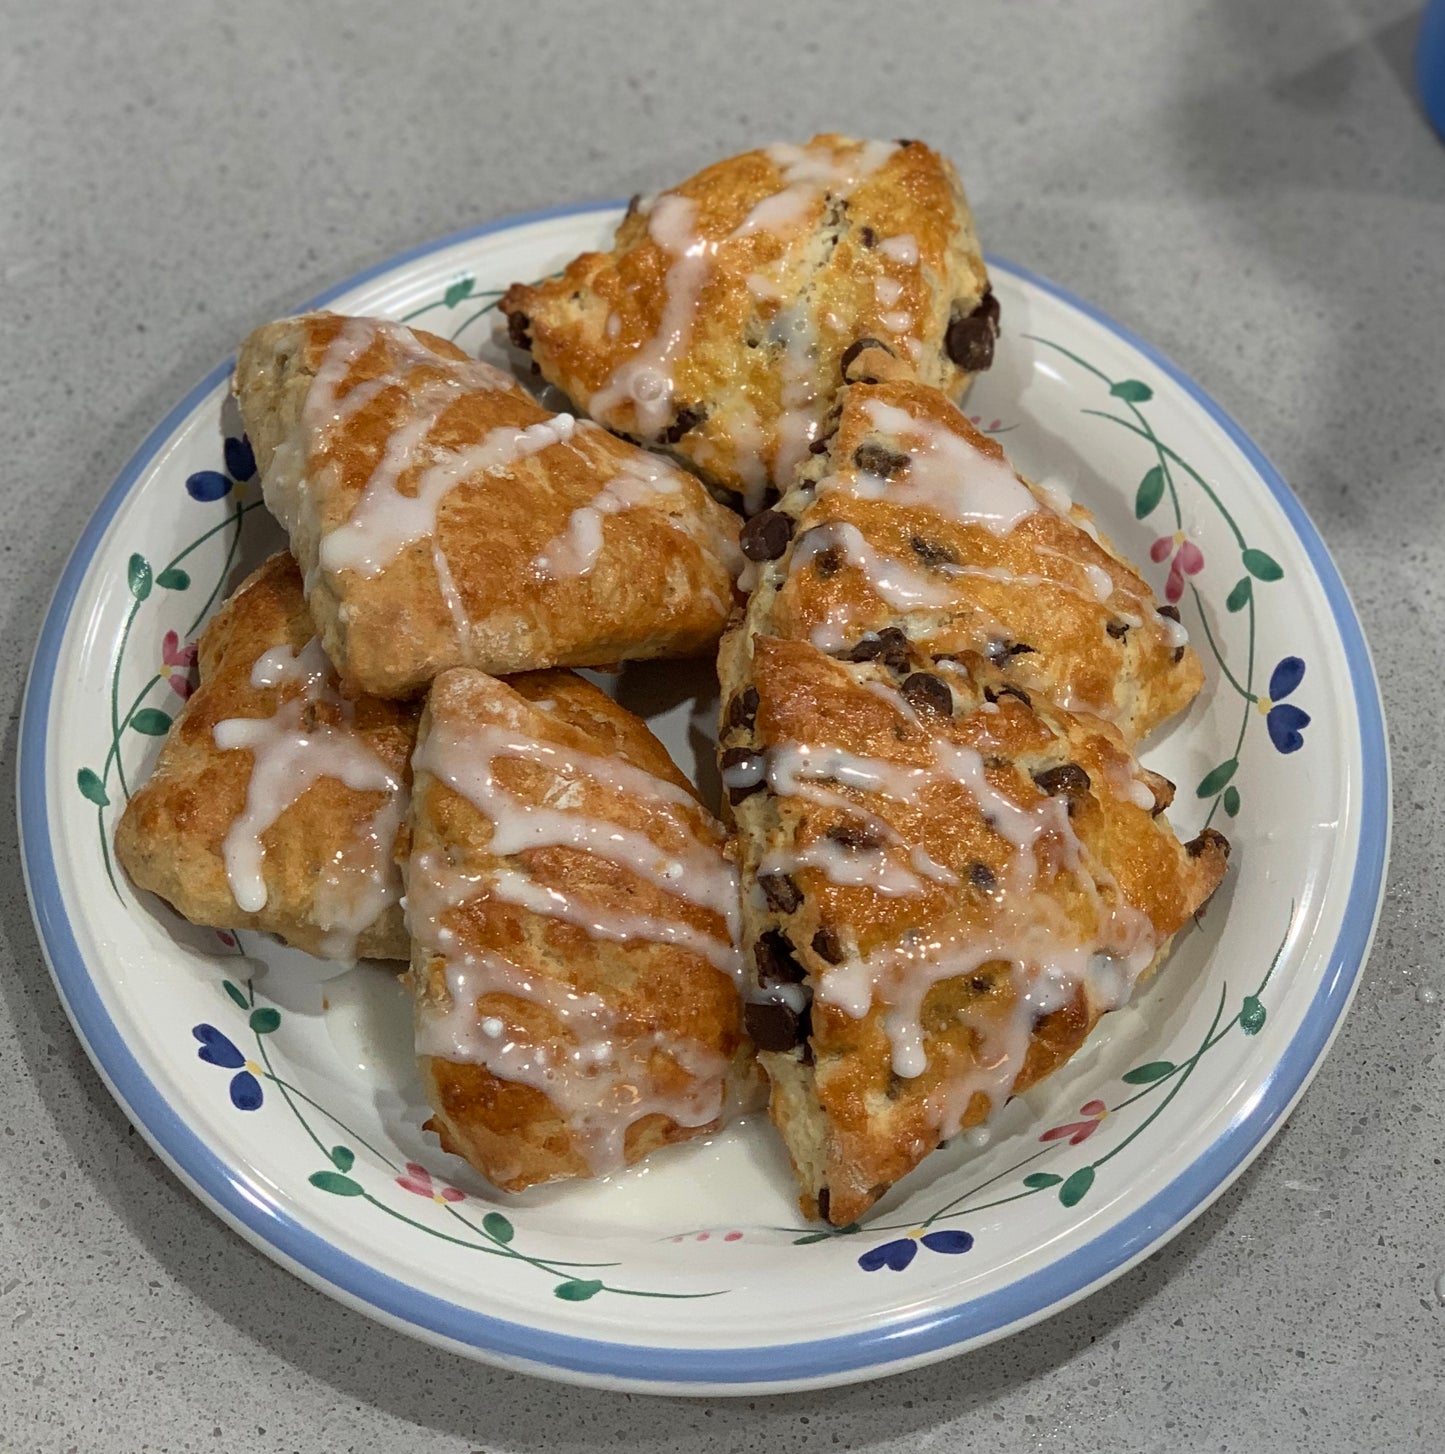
[185,435,255,502]
[1261,656,1309,754]
[858,1228,975,1272]
[192,1023,263,1110]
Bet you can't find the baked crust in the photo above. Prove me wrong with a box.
[234,313,742,699]
[114,553,416,960]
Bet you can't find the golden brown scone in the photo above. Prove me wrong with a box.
[114,553,417,960]
[738,368,1203,744]
[233,313,742,699]
[407,667,753,1192]
[717,631,1228,1225]
[501,136,996,512]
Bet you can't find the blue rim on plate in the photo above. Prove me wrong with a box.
[16,201,1390,1392]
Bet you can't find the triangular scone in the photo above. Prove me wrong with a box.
[500,136,996,512]
[717,631,1228,1225]
[233,313,742,699]
[739,367,1203,743]
[115,553,417,961]
[407,667,753,1192]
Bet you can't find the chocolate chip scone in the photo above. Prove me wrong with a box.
[501,136,996,512]
[718,630,1228,1225]
[737,350,1203,744]
[234,313,742,699]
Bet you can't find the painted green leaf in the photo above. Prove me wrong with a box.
[1121,1060,1176,1085]
[1223,785,1241,817]
[1110,379,1154,403]
[1134,465,1165,520]
[156,566,191,591]
[1022,1172,1063,1189]
[1226,576,1252,613]
[308,1171,364,1197]
[1196,758,1238,798]
[483,1211,515,1244]
[77,768,109,807]
[793,1230,834,1245]
[1240,996,1266,1035]
[131,708,173,736]
[127,553,153,601]
[1242,548,1283,582]
[444,277,475,308]
[249,1007,280,1035]
[222,980,249,1010]
[330,1145,355,1172]
[554,1279,604,1301]
[1059,1165,1096,1208]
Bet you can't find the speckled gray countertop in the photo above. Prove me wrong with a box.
[2,1,1442,1448]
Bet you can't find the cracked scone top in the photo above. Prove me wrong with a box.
[501,136,997,512]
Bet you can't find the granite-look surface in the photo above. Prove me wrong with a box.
[1,1,1442,1449]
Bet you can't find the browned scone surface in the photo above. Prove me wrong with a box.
[234,313,741,699]
[745,373,1204,744]
[501,135,996,510]
[408,667,750,1193]
[718,629,1228,1225]
[114,553,417,960]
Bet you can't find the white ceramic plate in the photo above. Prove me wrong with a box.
[18,203,1389,1394]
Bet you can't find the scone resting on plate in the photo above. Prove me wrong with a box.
[501,135,997,512]
[115,553,417,961]
[234,313,742,699]
[738,357,1203,743]
[718,632,1229,1225]
[407,666,753,1192]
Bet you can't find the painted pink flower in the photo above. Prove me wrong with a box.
[160,630,199,699]
[1040,1098,1108,1146]
[396,1161,465,1203]
[1149,531,1205,603]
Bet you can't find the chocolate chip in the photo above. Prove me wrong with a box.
[506,310,532,351]
[845,626,911,674]
[901,672,952,717]
[725,686,759,733]
[1157,604,1182,623]
[808,433,835,455]
[1031,763,1092,799]
[969,861,997,891]
[814,548,844,579]
[944,291,1000,372]
[811,928,846,964]
[1186,828,1231,860]
[754,930,807,987]
[740,508,794,562]
[976,286,1000,331]
[759,871,802,914]
[895,137,919,148]
[969,975,993,995]
[859,225,877,248]
[660,404,707,444]
[1173,646,1186,663]
[987,640,1036,662]
[816,1187,831,1222]
[839,336,894,381]
[744,1000,803,1053]
[720,746,766,804]
[826,820,884,852]
[985,684,1032,707]
[853,442,911,478]
[910,536,957,568]
[1106,621,1130,640]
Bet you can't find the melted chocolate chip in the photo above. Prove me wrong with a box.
[754,930,807,987]
[506,309,532,351]
[853,442,911,478]
[988,640,1036,662]
[825,820,884,852]
[811,928,846,964]
[744,1001,803,1053]
[845,626,911,674]
[1106,620,1130,640]
[1031,763,1092,799]
[1186,827,1231,860]
[976,286,1000,331]
[900,672,953,717]
[720,746,766,804]
[759,871,802,914]
[859,225,877,248]
[969,975,993,995]
[813,548,845,579]
[969,861,997,891]
[1157,604,1182,623]
[740,508,794,562]
[944,292,999,372]
[726,686,759,733]
[910,535,957,569]
[984,683,1032,707]
[839,336,894,382]
[1173,646,1186,663]
[660,404,707,444]
[808,433,835,455]
[816,1188,831,1222]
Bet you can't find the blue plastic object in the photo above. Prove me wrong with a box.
[1420,0,1445,140]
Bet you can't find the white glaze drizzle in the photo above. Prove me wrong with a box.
[213,637,403,960]
[878,234,919,265]
[874,276,903,306]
